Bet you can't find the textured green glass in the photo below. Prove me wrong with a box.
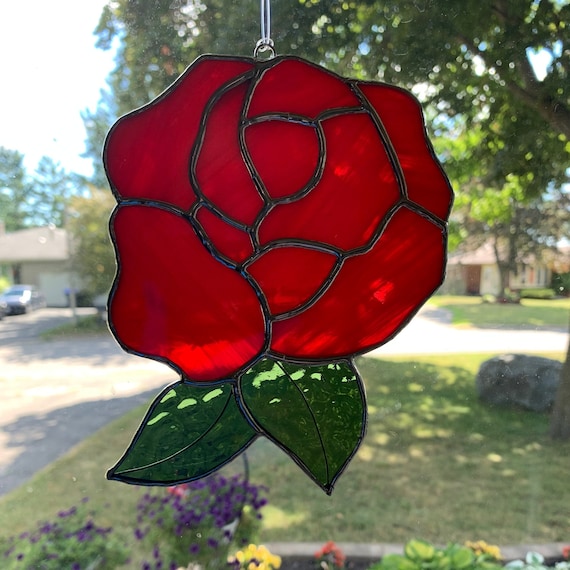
[240,357,366,494]
[108,380,257,485]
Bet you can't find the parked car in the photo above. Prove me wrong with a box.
[0,297,7,320]
[0,285,46,315]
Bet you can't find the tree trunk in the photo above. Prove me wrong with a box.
[491,238,509,300]
[549,315,570,439]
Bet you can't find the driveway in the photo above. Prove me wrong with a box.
[0,306,567,496]
[0,308,176,495]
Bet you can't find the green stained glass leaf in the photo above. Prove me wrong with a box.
[107,380,257,485]
[240,357,366,494]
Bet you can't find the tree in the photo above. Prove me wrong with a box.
[82,89,118,188]
[92,1,569,195]
[435,125,570,299]
[30,157,78,228]
[90,0,570,433]
[1,148,84,231]
[67,188,116,297]
[0,147,31,231]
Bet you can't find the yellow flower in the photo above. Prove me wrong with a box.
[228,544,282,569]
[465,540,502,561]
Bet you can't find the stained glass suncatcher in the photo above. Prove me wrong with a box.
[103,54,453,494]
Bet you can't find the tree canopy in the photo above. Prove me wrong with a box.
[67,188,116,297]
[0,147,29,232]
[94,0,569,188]
[89,0,570,435]
[0,149,81,231]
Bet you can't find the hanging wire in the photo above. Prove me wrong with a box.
[254,0,275,59]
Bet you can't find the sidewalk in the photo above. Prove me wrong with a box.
[369,306,567,357]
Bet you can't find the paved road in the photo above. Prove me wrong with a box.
[0,306,567,496]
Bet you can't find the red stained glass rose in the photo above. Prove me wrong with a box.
[105,55,453,383]
[104,54,453,492]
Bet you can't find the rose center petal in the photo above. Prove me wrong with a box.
[245,120,321,201]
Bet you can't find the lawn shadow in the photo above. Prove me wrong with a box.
[0,389,157,496]
[251,357,564,544]
[0,334,159,368]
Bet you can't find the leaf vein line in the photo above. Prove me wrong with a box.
[116,393,234,475]
[275,362,330,484]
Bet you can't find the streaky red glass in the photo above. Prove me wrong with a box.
[106,57,254,210]
[196,82,263,226]
[358,83,452,220]
[246,58,361,118]
[195,206,254,264]
[110,205,265,381]
[245,120,321,200]
[246,246,338,316]
[257,112,401,251]
[104,54,453,383]
[270,207,446,359]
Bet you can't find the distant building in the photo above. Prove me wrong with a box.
[442,241,565,296]
[0,225,80,306]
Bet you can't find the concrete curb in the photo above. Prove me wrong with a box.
[264,542,569,562]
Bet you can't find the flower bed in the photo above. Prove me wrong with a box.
[2,482,569,570]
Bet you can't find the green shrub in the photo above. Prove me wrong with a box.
[519,288,555,300]
[368,540,503,570]
[552,272,570,297]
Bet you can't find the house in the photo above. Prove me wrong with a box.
[442,241,558,296]
[0,225,80,306]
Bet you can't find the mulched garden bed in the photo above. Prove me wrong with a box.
[279,556,379,569]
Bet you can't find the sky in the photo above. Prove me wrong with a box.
[0,0,116,178]
[0,1,554,182]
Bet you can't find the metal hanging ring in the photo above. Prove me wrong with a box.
[255,0,275,59]
[254,38,275,59]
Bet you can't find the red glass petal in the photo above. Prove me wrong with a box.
[247,58,360,119]
[110,205,264,381]
[246,246,337,316]
[195,206,254,264]
[270,207,446,359]
[258,113,400,251]
[245,120,320,200]
[196,81,264,225]
[358,83,453,220]
[105,56,254,210]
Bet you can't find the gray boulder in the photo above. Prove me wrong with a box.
[476,354,562,412]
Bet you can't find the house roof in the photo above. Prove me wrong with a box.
[449,241,570,270]
[448,242,497,265]
[0,226,70,263]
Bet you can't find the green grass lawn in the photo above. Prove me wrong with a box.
[429,295,570,329]
[1,353,568,561]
